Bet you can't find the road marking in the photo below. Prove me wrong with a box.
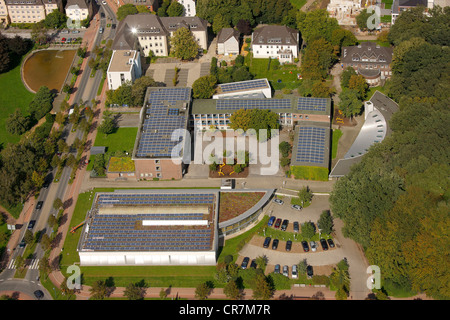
[7,259,15,269]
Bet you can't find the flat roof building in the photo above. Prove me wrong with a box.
[106,49,142,90]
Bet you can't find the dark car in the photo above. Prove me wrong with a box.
[268,216,276,227]
[293,221,299,233]
[285,240,292,252]
[241,257,250,269]
[307,265,313,279]
[34,290,44,299]
[327,239,335,248]
[281,219,289,231]
[19,239,26,248]
[272,239,279,250]
[250,259,257,269]
[42,180,50,188]
[301,241,309,252]
[28,220,36,230]
[274,218,282,229]
[274,264,280,274]
[320,238,329,251]
[263,236,271,248]
[36,201,43,210]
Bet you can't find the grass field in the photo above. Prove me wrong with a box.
[244,54,302,90]
[332,129,343,159]
[290,165,329,181]
[94,127,138,154]
[290,0,307,9]
[0,57,35,148]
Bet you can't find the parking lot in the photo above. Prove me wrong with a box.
[236,194,346,279]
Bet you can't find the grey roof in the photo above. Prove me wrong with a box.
[341,42,393,66]
[369,90,399,135]
[90,146,106,155]
[252,25,299,46]
[217,28,239,43]
[329,156,364,178]
[398,0,427,6]
[65,0,87,9]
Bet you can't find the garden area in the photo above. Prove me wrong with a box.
[218,192,265,223]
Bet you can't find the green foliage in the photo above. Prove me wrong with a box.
[117,4,138,21]
[338,89,362,119]
[43,9,67,29]
[212,13,231,34]
[6,109,30,135]
[170,27,200,60]
[279,141,292,158]
[229,109,279,141]
[318,210,334,234]
[297,9,339,44]
[167,1,184,17]
[340,67,357,88]
[192,75,217,99]
[301,38,336,80]
[356,9,373,31]
[301,221,315,239]
[98,111,116,135]
[28,86,54,121]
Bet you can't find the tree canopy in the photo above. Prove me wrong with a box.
[169,27,200,60]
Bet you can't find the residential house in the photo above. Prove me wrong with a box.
[391,0,427,24]
[217,27,240,56]
[341,42,393,86]
[42,0,60,15]
[119,0,159,12]
[65,0,92,24]
[177,0,196,17]
[251,25,299,63]
[0,0,9,25]
[106,49,142,90]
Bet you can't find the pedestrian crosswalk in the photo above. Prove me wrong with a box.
[6,259,40,270]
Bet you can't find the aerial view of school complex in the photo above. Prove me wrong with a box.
[0,0,448,310]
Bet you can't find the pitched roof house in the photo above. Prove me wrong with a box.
[217,28,240,56]
[251,25,299,63]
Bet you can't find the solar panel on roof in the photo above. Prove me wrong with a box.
[216,99,291,110]
[294,127,327,164]
[297,97,328,112]
[219,79,268,93]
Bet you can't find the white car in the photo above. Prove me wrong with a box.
[282,265,289,277]
[291,204,302,210]
[310,241,317,252]
[291,265,298,279]
[102,1,107,4]
[273,198,284,205]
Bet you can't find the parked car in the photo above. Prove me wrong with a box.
[320,238,329,251]
[36,201,43,210]
[273,198,284,205]
[42,180,50,189]
[111,23,116,29]
[268,216,276,227]
[60,30,69,34]
[293,221,299,233]
[72,30,80,33]
[291,204,302,211]
[301,241,309,252]
[240,257,250,269]
[263,237,271,248]
[272,239,279,250]
[281,219,289,231]
[102,0,107,4]
[285,240,292,252]
[327,239,335,248]
[274,264,280,274]
[61,38,66,42]
[250,259,257,269]
[310,241,317,252]
[99,27,104,34]
[282,265,289,277]
[292,265,298,279]
[307,265,313,279]
[28,220,36,230]
[274,218,282,229]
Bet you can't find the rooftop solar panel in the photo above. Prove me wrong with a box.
[294,127,327,165]
[297,97,328,112]
[219,79,269,93]
[216,99,291,110]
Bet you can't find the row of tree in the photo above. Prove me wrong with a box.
[329,7,450,299]
[0,33,32,73]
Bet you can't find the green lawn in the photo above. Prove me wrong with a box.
[0,57,35,147]
[94,127,138,154]
[244,54,302,90]
[290,0,307,9]
[290,165,329,181]
[332,129,343,159]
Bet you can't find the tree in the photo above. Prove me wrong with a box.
[297,9,340,44]
[298,186,313,205]
[170,27,200,60]
[301,38,336,80]
[77,46,87,58]
[224,280,241,300]
[98,111,116,135]
[212,13,230,34]
[136,5,151,13]
[89,280,108,300]
[252,273,273,300]
[356,9,373,31]
[318,210,334,234]
[28,86,54,120]
[167,1,184,17]
[236,19,252,35]
[348,74,368,99]
[192,75,217,99]
[43,9,67,29]
[117,4,138,21]
[279,141,292,158]
[311,81,333,98]
[53,197,63,211]
[195,282,210,300]
[124,282,146,300]
[341,67,357,88]
[338,89,362,120]
[0,35,11,73]
[24,229,34,245]
[6,109,30,135]
[301,222,315,239]
[131,76,156,106]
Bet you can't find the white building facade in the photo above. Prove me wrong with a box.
[251,25,299,63]
[107,50,142,90]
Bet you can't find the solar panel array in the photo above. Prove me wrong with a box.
[219,79,269,93]
[297,97,328,112]
[82,192,216,251]
[216,99,291,110]
[97,193,215,206]
[295,127,327,165]
[136,88,190,158]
